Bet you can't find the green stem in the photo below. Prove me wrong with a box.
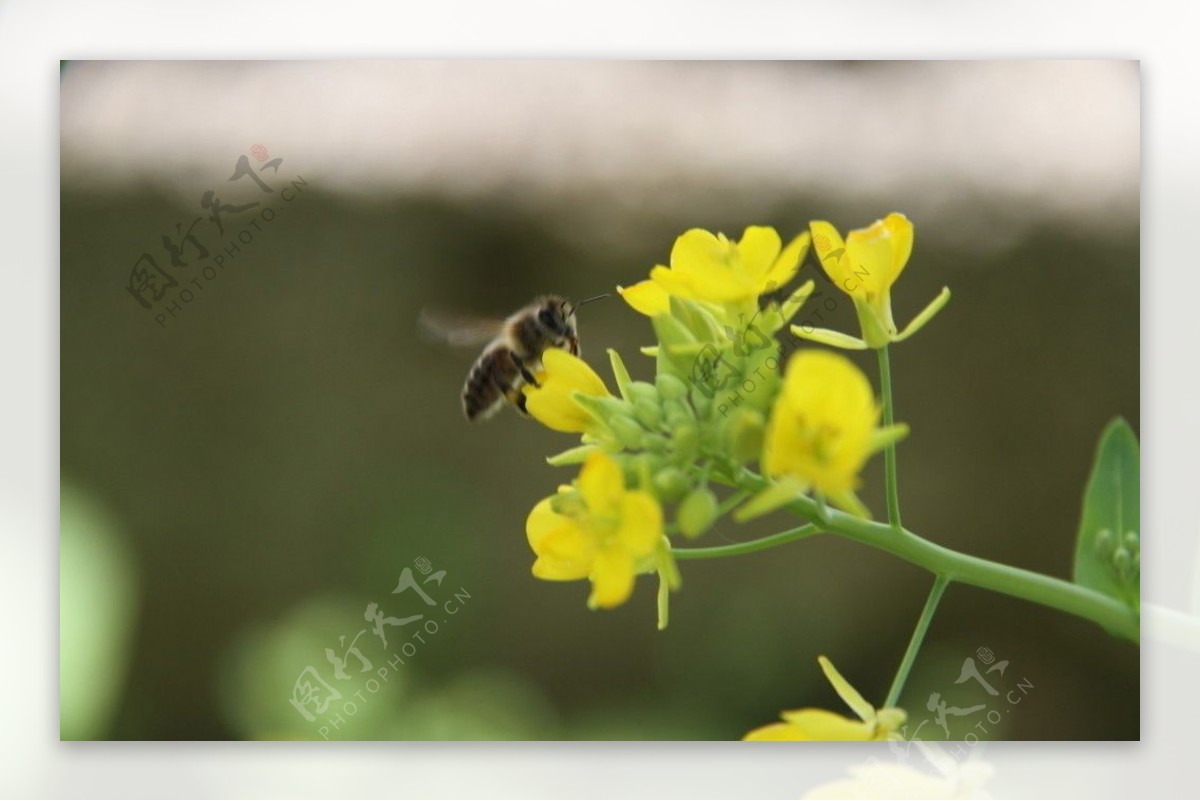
[705,469,1139,643]
[877,345,902,530]
[885,575,950,707]
[671,523,820,560]
[714,489,751,518]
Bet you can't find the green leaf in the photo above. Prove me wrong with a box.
[1072,417,1140,616]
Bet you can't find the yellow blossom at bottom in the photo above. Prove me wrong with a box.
[744,656,907,741]
[526,452,664,609]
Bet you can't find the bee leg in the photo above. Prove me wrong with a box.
[511,354,540,388]
[502,384,529,416]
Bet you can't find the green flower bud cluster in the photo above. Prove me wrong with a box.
[546,349,739,541]
[543,284,822,547]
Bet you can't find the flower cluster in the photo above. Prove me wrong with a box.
[517,214,947,626]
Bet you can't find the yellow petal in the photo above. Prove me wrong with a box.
[768,350,883,494]
[525,385,595,433]
[761,394,804,478]
[670,228,725,273]
[588,547,636,608]
[542,349,608,397]
[762,231,812,291]
[742,722,808,741]
[530,523,594,581]
[817,655,875,722]
[655,259,755,304]
[781,352,877,432]
[765,351,881,496]
[532,554,591,581]
[736,226,782,281]
[616,491,663,558]
[845,224,895,296]
[578,452,624,515]
[778,708,876,741]
[525,350,611,433]
[882,212,913,280]
[617,280,671,317]
[809,221,856,295]
[526,496,565,552]
[844,212,913,296]
[663,228,761,304]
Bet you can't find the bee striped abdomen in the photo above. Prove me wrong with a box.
[462,342,524,421]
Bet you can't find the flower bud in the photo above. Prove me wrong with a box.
[671,422,701,463]
[1112,546,1131,573]
[653,467,691,501]
[677,487,719,539]
[628,381,659,406]
[656,373,690,402]
[608,414,646,449]
[663,399,695,429]
[634,399,663,429]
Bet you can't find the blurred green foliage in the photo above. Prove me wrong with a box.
[60,485,138,739]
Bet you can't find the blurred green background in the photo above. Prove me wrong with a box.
[60,60,1139,740]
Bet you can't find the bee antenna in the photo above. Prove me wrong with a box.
[567,293,611,318]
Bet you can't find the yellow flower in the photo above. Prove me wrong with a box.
[523,349,612,434]
[760,350,906,515]
[804,213,950,349]
[525,452,665,609]
[744,656,907,741]
[619,226,811,315]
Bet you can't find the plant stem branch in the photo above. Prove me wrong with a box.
[671,523,820,560]
[885,575,950,707]
[701,468,1139,643]
[877,345,902,530]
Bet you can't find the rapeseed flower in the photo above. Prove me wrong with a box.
[744,656,907,741]
[760,350,907,515]
[804,213,949,349]
[526,452,665,609]
[619,226,810,316]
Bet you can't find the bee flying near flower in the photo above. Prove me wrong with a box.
[419,294,609,421]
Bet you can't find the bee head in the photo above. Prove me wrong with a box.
[535,296,575,339]
[534,293,609,345]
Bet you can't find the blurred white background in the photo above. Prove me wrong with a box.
[61,59,1137,249]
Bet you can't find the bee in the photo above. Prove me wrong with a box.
[419,294,609,421]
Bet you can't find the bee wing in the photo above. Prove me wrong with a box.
[418,307,507,348]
